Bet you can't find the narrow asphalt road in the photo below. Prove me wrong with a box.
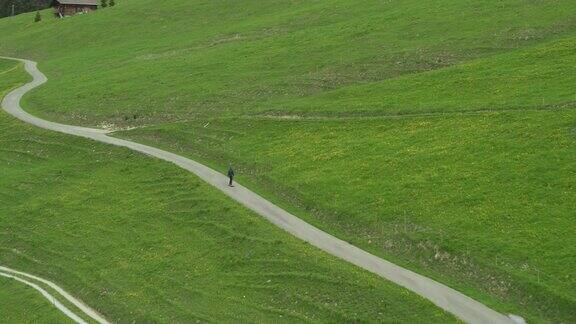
[0,266,109,324]
[0,271,88,324]
[1,57,519,324]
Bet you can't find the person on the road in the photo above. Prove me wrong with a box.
[227,166,235,187]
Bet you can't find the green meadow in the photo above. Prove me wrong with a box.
[277,35,576,115]
[1,0,576,322]
[0,60,455,322]
[0,0,575,125]
[120,108,576,323]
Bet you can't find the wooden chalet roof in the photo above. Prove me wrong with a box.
[55,0,99,5]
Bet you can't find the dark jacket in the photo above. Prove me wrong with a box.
[227,167,235,178]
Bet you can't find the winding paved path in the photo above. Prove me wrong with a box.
[0,266,109,324]
[1,57,519,324]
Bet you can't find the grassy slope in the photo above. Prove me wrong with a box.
[276,35,576,115]
[0,61,456,322]
[0,0,575,125]
[122,108,576,322]
[0,277,73,324]
[1,0,575,322]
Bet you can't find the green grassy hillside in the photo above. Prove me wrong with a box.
[121,108,576,322]
[0,60,455,322]
[278,35,576,115]
[1,0,575,322]
[0,0,575,126]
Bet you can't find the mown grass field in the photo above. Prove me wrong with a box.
[277,35,576,115]
[1,0,576,322]
[121,108,576,323]
[0,60,456,322]
[0,0,575,126]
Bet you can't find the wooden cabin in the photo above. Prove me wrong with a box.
[53,0,98,17]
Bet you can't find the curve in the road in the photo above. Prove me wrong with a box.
[0,271,88,324]
[1,56,519,324]
[0,266,109,324]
